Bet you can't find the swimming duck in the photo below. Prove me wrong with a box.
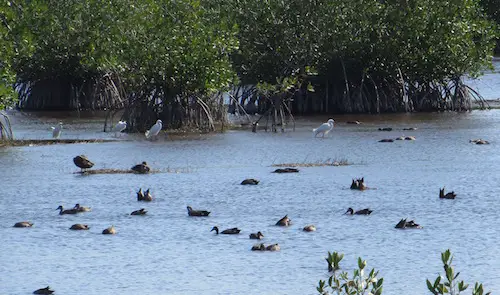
[249,231,264,239]
[74,203,91,212]
[303,225,316,232]
[402,127,418,131]
[404,136,416,140]
[272,168,299,173]
[345,208,373,215]
[73,155,94,172]
[131,161,150,174]
[137,189,153,201]
[346,121,361,124]
[251,243,266,251]
[102,225,116,234]
[378,127,392,131]
[275,215,292,226]
[439,187,456,199]
[350,178,367,190]
[395,218,422,229]
[187,206,210,216]
[379,138,394,142]
[241,178,259,185]
[14,221,33,228]
[266,244,281,251]
[70,224,90,230]
[211,226,241,235]
[470,139,489,145]
[56,205,79,215]
[33,286,55,294]
[395,136,405,140]
[131,208,148,215]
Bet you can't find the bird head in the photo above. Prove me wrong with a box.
[345,208,354,215]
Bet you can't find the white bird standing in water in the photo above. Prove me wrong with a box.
[313,119,335,138]
[113,120,127,137]
[51,122,63,139]
[145,119,162,140]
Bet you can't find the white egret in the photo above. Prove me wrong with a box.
[313,119,335,138]
[145,119,162,140]
[113,120,127,137]
[51,122,63,139]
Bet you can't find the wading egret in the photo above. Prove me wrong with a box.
[145,119,162,140]
[313,119,335,138]
[51,122,63,139]
[113,120,127,136]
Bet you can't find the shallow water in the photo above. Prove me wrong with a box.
[1,108,500,295]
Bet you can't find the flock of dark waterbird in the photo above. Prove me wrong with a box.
[18,122,488,294]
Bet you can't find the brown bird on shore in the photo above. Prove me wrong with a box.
[439,187,456,199]
[187,206,210,216]
[56,205,78,215]
[14,221,33,228]
[73,155,94,172]
[276,215,291,226]
[70,224,90,230]
[33,286,54,294]
[131,208,148,215]
[131,161,150,174]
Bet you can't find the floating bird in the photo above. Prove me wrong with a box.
[131,208,148,215]
[313,119,335,138]
[249,231,264,239]
[113,120,127,136]
[102,225,116,235]
[395,218,422,229]
[402,127,417,131]
[74,203,91,212]
[33,286,55,294]
[470,139,489,145]
[439,187,456,200]
[145,119,163,140]
[345,208,373,215]
[56,205,78,215]
[350,178,367,190]
[51,122,63,139]
[241,178,259,185]
[404,136,416,140]
[276,215,291,226]
[395,136,405,140]
[211,226,241,235]
[187,206,210,217]
[131,162,150,174]
[137,189,153,202]
[70,224,90,230]
[14,221,33,228]
[303,225,317,232]
[73,155,94,172]
[379,138,394,142]
[251,243,266,251]
[346,120,361,124]
[266,244,281,251]
[378,127,392,131]
[272,168,299,173]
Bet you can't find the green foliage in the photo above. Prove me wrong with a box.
[426,249,491,295]
[317,252,383,295]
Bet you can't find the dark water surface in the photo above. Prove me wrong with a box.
[1,108,500,295]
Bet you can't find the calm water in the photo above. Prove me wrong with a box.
[2,62,500,295]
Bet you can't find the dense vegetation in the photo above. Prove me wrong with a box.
[0,0,498,132]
